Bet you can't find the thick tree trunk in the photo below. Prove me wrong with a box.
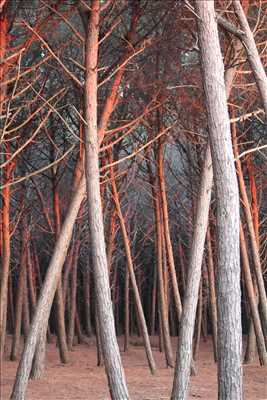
[196,3,242,399]
[83,2,129,398]
[171,5,244,398]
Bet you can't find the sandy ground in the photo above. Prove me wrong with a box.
[1,336,266,400]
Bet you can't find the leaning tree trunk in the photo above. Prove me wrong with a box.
[240,223,267,365]
[196,3,242,399]
[10,176,86,400]
[171,145,213,400]
[232,120,267,336]
[83,1,129,399]
[109,150,156,374]
[233,0,267,114]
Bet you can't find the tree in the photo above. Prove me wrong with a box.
[83,1,129,398]
[195,2,242,399]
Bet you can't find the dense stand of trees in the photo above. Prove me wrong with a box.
[0,0,266,399]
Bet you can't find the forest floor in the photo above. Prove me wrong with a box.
[1,335,266,400]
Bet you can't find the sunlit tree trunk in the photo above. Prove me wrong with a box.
[83,2,129,397]
[0,144,13,360]
[0,10,11,359]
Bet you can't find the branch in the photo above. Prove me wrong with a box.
[216,14,245,40]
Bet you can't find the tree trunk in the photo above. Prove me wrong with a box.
[124,267,130,352]
[206,226,218,362]
[157,141,182,320]
[109,151,156,374]
[67,241,80,350]
[171,145,213,399]
[147,156,174,366]
[232,119,267,336]
[52,169,69,363]
[233,0,267,115]
[171,5,244,397]
[0,143,13,360]
[196,3,242,399]
[240,223,267,365]
[10,222,28,361]
[83,2,129,398]
[10,176,86,400]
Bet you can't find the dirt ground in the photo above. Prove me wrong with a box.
[1,336,266,400]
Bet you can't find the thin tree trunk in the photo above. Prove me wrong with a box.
[0,142,13,360]
[10,223,28,361]
[52,171,69,363]
[109,151,156,374]
[156,189,174,368]
[206,226,218,362]
[233,0,267,115]
[147,156,174,367]
[193,278,203,361]
[157,141,182,320]
[240,223,267,365]
[232,119,267,335]
[124,267,130,352]
[83,265,92,337]
[67,241,79,350]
